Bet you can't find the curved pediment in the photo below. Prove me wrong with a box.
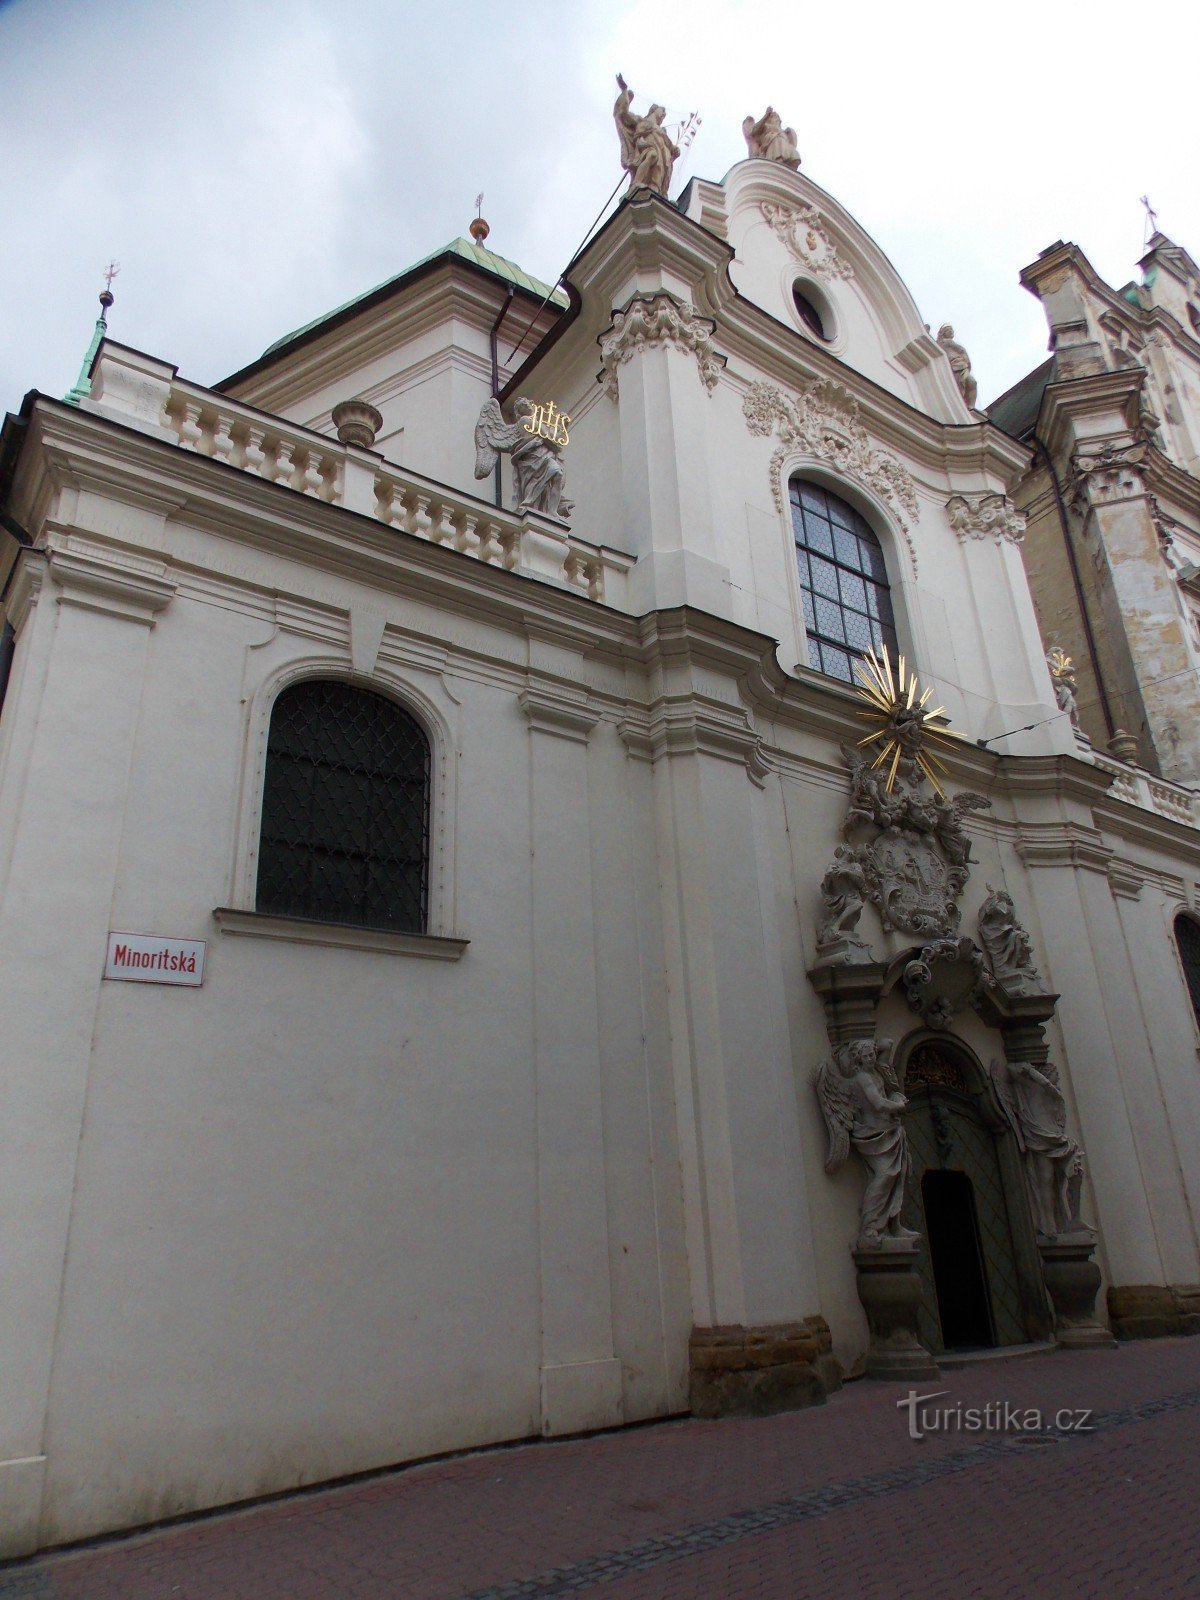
[681,160,973,423]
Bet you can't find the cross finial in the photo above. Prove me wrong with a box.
[1140,195,1159,247]
[100,259,120,311]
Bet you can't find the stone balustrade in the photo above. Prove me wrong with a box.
[1093,751,1198,826]
[164,385,341,502]
[81,343,630,608]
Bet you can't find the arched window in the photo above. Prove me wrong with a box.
[256,680,431,933]
[1174,913,1200,1029]
[790,479,897,683]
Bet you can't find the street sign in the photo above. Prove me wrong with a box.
[104,932,206,987]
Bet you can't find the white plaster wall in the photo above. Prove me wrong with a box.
[0,533,696,1547]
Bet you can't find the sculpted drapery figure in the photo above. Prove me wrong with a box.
[1047,647,1081,731]
[613,75,679,196]
[977,886,1042,994]
[990,1058,1087,1238]
[815,1039,918,1249]
[742,108,800,169]
[474,398,574,522]
[937,324,978,409]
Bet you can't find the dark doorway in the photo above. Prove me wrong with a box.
[921,1170,996,1350]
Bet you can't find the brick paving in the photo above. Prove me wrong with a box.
[2,1338,1198,1599]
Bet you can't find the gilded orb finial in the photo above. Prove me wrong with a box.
[470,192,490,244]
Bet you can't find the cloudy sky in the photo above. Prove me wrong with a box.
[3,0,1196,418]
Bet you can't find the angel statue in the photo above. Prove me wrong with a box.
[742,108,800,169]
[474,397,574,522]
[990,1058,1087,1238]
[613,74,679,196]
[814,1038,918,1250]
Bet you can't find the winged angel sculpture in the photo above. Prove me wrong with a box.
[815,1038,918,1249]
[474,397,574,522]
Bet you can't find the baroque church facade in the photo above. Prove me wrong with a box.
[2,112,1199,1554]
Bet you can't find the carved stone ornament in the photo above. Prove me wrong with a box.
[1070,435,1147,508]
[331,398,383,449]
[760,200,852,281]
[989,1057,1090,1241]
[1045,647,1081,731]
[742,379,919,562]
[936,324,978,409]
[598,294,726,402]
[743,109,801,169]
[613,75,679,196]
[474,397,574,522]
[821,742,991,946]
[946,492,1026,546]
[977,885,1043,995]
[814,1037,919,1250]
[902,935,994,1028]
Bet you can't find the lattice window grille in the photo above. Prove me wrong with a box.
[256,679,431,934]
[790,478,898,685]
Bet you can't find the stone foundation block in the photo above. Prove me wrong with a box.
[689,1317,840,1418]
[1108,1284,1200,1341]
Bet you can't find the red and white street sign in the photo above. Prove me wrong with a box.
[103,932,207,987]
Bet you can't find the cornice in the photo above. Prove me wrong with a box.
[17,399,641,660]
[1015,821,1113,873]
[44,530,176,625]
[518,682,600,743]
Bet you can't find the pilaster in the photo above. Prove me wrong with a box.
[0,536,174,1555]
[519,678,623,1436]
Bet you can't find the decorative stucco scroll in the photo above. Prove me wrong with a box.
[946,492,1026,546]
[742,378,920,569]
[760,200,852,282]
[597,293,726,401]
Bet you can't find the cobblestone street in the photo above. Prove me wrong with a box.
[3,1338,1197,1600]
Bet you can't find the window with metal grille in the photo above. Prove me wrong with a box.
[256,680,431,933]
[790,478,898,685]
[1174,913,1200,1030]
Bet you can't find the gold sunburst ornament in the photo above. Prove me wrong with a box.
[852,646,964,798]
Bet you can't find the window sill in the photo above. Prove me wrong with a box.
[212,908,469,960]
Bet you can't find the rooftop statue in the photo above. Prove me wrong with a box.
[937,324,979,410]
[613,74,679,196]
[1046,647,1081,731]
[742,108,800,169]
[474,398,574,523]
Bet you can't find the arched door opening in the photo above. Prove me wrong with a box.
[900,1036,1046,1354]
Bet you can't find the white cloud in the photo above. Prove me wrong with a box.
[1,0,1195,411]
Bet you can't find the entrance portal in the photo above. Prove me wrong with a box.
[921,1170,994,1350]
[900,1038,1042,1354]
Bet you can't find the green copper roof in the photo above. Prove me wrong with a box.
[262,238,568,356]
